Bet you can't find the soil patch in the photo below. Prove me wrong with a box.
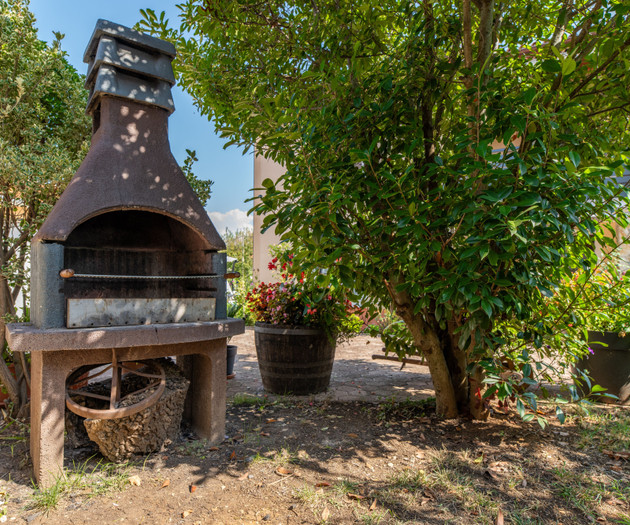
[1,398,629,524]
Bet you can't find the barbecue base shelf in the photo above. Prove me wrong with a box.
[5,318,244,486]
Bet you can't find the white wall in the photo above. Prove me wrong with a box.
[253,155,284,283]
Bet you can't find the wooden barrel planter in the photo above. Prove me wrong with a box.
[574,331,630,405]
[254,323,335,395]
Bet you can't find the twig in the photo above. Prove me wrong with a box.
[268,473,295,485]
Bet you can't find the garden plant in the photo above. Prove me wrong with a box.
[141,0,630,420]
[246,252,362,344]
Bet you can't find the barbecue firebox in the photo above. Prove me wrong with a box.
[5,20,244,486]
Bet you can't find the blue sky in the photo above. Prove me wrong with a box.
[27,0,254,233]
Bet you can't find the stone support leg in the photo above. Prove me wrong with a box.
[181,340,226,443]
[30,351,71,486]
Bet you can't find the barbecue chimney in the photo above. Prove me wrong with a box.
[31,19,226,329]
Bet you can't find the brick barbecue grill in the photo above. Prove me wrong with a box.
[5,20,244,485]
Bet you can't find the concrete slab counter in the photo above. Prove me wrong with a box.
[6,319,244,486]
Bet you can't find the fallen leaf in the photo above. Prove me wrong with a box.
[485,461,511,480]
[266,418,277,423]
[496,509,504,525]
[276,467,293,476]
[347,433,359,438]
[182,510,193,518]
[128,475,141,487]
[230,451,237,460]
[321,507,330,521]
[208,447,219,451]
[190,485,197,493]
[347,493,366,500]
[315,482,331,488]
[369,499,377,511]
[260,432,270,437]
[238,472,249,481]
[161,479,170,489]
[422,489,435,499]
[603,450,630,461]
[232,434,243,441]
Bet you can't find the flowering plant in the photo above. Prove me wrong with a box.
[246,255,362,343]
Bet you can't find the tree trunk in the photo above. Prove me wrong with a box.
[385,278,488,419]
[442,322,488,419]
[0,349,19,407]
[410,319,459,418]
[0,276,28,416]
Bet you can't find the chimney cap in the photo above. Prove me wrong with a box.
[83,19,176,64]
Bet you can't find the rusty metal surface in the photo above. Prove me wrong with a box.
[59,270,234,280]
[33,97,225,251]
[65,358,166,420]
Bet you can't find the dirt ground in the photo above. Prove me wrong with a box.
[1,396,629,525]
[0,332,628,524]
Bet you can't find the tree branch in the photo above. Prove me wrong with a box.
[549,0,573,49]
[568,33,630,100]
[476,0,494,65]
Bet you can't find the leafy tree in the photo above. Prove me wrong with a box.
[223,227,254,321]
[141,1,630,419]
[180,148,214,206]
[0,0,91,412]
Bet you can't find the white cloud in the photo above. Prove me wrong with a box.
[208,208,253,235]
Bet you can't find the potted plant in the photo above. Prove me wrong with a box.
[245,255,361,394]
[568,266,630,404]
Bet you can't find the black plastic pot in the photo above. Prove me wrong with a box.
[574,331,630,405]
[254,322,335,395]
[226,345,238,378]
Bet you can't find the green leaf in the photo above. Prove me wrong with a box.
[515,193,540,206]
[523,87,537,105]
[568,150,581,168]
[261,178,275,189]
[555,406,565,424]
[541,59,562,73]
[481,299,493,318]
[562,57,576,76]
[510,115,526,134]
